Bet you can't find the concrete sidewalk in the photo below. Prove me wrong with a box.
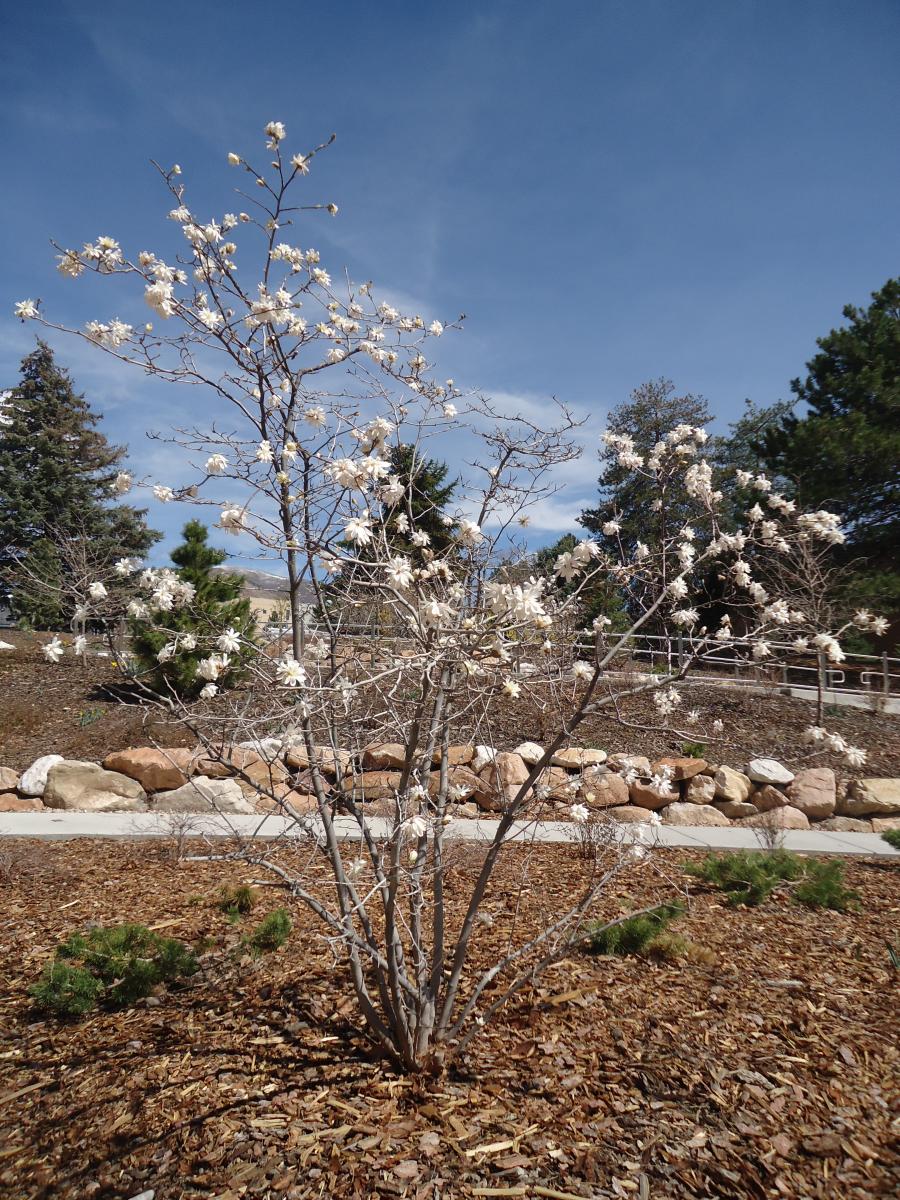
[1,810,897,857]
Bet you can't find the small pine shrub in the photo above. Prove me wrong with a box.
[29,961,104,1018]
[793,860,859,912]
[881,829,900,851]
[681,741,707,759]
[33,923,198,1016]
[218,884,258,916]
[685,849,801,906]
[584,901,684,956]
[245,908,292,953]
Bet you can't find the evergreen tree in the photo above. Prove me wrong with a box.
[385,444,458,554]
[130,521,255,697]
[580,379,713,552]
[760,278,900,612]
[0,341,160,627]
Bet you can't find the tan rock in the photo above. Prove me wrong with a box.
[837,778,900,817]
[433,745,475,767]
[471,745,498,773]
[256,792,318,815]
[872,816,900,832]
[653,756,708,781]
[284,744,352,776]
[684,774,716,805]
[339,771,402,801]
[0,766,20,791]
[235,758,290,798]
[152,776,254,814]
[714,799,758,819]
[551,747,608,770]
[606,805,662,824]
[102,747,190,792]
[738,805,810,830]
[607,754,652,776]
[580,768,629,809]
[661,801,731,827]
[427,766,485,804]
[747,757,794,785]
[362,742,407,770]
[43,761,147,812]
[786,768,836,820]
[513,741,546,766]
[629,779,678,810]
[479,752,530,811]
[752,784,790,813]
[817,816,873,832]
[0,793,44,812]
[714,766,752,803]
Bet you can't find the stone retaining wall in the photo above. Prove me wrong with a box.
[1,744,899,831]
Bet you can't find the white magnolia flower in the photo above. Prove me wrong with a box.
[572,661,593,682]
[199,682,218,699]
[73,635,87,655]
[752,640,771,660]
[385,556,414,589]
[344,513,374,545]
[111,472,132,495]
[502,678,521,699]
[411,530,431,548]
[15,299,38,319]
[43,636,64,663]
[153,485,175,503]
[276,655,307,687]
[219,507,247,533]
[88,581,108,600]
[157,643,176,663]
[206,453,228,475]
[265,120,286,143]
[217,627,242,654]
[871,616,889,637]
[442,402,457,418]
[197,654,229,682]
[844,746,867,768]
[601,520,621,536]
[458,520,483,548]
[256,440,274,463]
[113,558,133,577]
[803,725,826,745]
[407,814,428,838]
[127,599,149,620]
[180,634,197,651]
[712,718,724,734]
[569,802,590,824]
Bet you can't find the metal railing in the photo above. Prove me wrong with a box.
[574,631,898,698]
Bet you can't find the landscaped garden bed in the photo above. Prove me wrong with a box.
[1,839,897,1198]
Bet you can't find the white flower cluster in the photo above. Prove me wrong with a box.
[803,726,867,767]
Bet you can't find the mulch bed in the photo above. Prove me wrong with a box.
[1,838,898,1199]
[2,632,900,778]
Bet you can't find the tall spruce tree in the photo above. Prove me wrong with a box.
[0,341,159,627]
[130,520,254,697]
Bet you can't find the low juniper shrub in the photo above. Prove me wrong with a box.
[881,829,900,851]
[685,849,802,906]
[584,901,685,956]
[792,860,859,912]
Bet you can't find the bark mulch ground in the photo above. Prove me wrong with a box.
[0,839,897,1199]
[2,632,900,778]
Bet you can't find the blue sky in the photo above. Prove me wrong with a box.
[1,0,898,560]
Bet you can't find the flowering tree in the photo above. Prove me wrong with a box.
[16,121,885,1069]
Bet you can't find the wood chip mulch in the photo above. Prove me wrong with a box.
[1,839,898,1199]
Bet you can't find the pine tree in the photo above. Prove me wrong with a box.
[384,444,458,554]
[0,340,160,627]
[760,278,900,613]
[130,521,255,697]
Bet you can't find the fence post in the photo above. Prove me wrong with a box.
[677,632,684,669]
[884,652,891,697]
